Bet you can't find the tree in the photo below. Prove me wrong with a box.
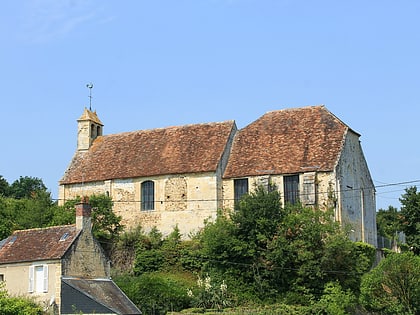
[199,185,375,302]
[89,194,124,243]
[0,176,9,196]
[360,252,420,314]
[60,195,124,250]
[399,186,420,254]
[377,205,400,238]
[9,176,47,199]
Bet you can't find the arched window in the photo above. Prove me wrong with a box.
[91,124,96,138]
[141,181,155,211]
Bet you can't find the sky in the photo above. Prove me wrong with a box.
[1,0,419,211]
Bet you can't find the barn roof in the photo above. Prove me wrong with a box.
[223,105,350,178]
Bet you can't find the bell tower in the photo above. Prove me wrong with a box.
[77,108,103,151]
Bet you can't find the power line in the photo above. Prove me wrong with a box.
[52,178,420,204]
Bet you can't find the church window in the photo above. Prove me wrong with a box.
[284,175,299,205]
[234,178,248,208]
[141,181,155,211]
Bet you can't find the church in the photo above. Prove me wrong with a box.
[59,105,377,246]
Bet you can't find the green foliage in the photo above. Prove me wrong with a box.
[134,226,194,275]
[231,185,284,249]
[197,185,375,303]
[8,176,47,199]
[60,195,123,252]
[188,274,232,311]
[359,252,420,314]
[313,281,356,315]
[0,193,56,237]
[399,186,420,254]
[89,194,124,242]
[0,283,43,315]
[0,176,9,196]
[111,224,143,272]
[114,272,193,315]
[377,206,400,239]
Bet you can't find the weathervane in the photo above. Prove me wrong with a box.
[86,83,93,110]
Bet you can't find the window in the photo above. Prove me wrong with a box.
[284,175,299,205]
[29,265,48,293]
[234,178,249,207]
[0,274,4,282]
[59,232,69,241]
[141,181,155,211]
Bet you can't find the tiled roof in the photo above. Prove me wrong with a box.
[223,105,349,178]
[61,278,142,314]
[60,121,236,184]
[0,225,79,264]
[78,108,103,125]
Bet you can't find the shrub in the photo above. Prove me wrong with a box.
[359,252,420,314]
[0,283,43,315]
[114,272,193,315]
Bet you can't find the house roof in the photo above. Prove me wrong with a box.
[60,120,236,184]
[61,278,141,314]
[223,105,350,178]
[0,225,79,264]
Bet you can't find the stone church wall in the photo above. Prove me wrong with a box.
[59,172,220,237]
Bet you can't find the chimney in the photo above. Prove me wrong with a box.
[76,196,92,231]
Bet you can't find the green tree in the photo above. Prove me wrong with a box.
[360,252,420,314]
[89,194,124,243]
[9,176,47,199]
[199,185,375,302]
[114,272,192,315]
[377,205,401,248]
[399,186,420,254]
[60,195,123,251]
[0,176,10,196]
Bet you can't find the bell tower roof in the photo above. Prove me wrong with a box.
[78,108,103,126]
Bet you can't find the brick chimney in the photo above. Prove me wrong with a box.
[76,196,92,231]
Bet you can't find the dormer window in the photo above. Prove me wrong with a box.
[59,233,69,241]
[9,235,17,244]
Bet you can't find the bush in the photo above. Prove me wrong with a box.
[313,281,356,315]
[0,283,43,315]
[359,252,420,314]
[114,272,193,315]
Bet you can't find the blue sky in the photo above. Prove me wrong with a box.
[1,0,419,210]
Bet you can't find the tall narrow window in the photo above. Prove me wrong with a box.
[234,178,248,207]
[141,181,155,211]
[284,175,299,205]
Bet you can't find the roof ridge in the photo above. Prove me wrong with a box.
[103,119,236,138]
[265,104,325,115]
[12,224,76,234]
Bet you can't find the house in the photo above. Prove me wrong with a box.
[59,105,377,247]
[0,197,141,315]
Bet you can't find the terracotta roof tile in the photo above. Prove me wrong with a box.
[60,121,236,184]
[223,105,349,178]
[0,225,79,264]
